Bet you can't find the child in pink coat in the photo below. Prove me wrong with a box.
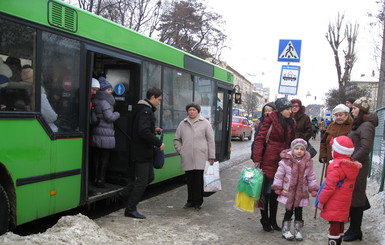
[272,138,319,241]
[317,136,362,245]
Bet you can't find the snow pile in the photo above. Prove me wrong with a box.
[0,214,123,245]
[366,179,385,245]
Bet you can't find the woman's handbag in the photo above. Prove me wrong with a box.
[203,161,221,192]
[307,142,318,158]
[153,134,165,169]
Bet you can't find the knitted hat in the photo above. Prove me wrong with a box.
[98,77,112,91]
[186,102,201,113]
[291,138,308,151]
[91,78,100,89]
[21,68,33,83]
[290,98,302,107]
[275,97,292,112]
[353,97,370,113]
[332,104,350,115]
[331,136,355,157]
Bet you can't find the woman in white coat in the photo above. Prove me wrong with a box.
[174,102,215,210]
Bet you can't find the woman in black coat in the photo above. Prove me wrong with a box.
[344,97,378,242]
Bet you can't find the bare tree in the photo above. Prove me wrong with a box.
[374,0,385,108]
[74,0,163,36]
[157,0,227,61]
[325,13,359,103]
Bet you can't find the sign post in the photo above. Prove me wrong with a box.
[278,65,300,95]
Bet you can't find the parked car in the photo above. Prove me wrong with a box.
[231,116,253,141]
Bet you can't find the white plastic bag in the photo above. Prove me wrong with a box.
[203,161,221,192]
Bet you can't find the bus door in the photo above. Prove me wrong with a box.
[85,46,141,199]
[214,87,232,162]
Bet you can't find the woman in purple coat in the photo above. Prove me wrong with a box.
[252,97,296,232]
[91,77,120,188]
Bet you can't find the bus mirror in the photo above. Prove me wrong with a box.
[234,92,242,104]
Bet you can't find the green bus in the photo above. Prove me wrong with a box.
[0,0,234,234]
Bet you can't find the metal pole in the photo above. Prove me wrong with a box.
[314,160,326,219]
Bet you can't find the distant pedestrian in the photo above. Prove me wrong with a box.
[252,97,295,232]
[345,97,356,115]
[124,87,164,219]
[318,118,326,139]
[317,136,362,245]
[272,138,319,241]
[174,102,215,210]
[291,98,312,141]
[311,117,319,140]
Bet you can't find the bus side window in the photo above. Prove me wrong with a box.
[40,32,81,133]
[0,18,36,112]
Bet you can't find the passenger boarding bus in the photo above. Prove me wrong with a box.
[0,0,234,234]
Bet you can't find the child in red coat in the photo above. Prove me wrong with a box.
[317,136,362,245]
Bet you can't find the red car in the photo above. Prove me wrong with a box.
[231,116,253,141]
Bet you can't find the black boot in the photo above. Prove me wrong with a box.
[343,207,363,242]
[96,150,109,188]
[269,192,281,231]
[260,194,273,232]
[328,235,341,245]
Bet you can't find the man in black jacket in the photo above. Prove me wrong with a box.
[124,87,164,219]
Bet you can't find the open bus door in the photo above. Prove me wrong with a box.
[84,46,141,203]
[214,86,232,162]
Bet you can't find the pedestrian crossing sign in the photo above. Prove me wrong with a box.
[278,40,301,63]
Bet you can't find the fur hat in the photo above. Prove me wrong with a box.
[353,97,370,113]
[275,97,292,112]
[332,104,350,115]
[331,136,355,157]
[0,62,12,88]
[21,68,33,83]
[98,77,112,91]
[290,98,302,107]
[186,102,201,113]
[291,138,308,151]
[91,78,100,89]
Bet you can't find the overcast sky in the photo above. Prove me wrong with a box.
[207,0,382,105]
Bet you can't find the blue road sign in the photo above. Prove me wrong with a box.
[278,40,302,62]
[114,83,125,95]
[278,65,300,95]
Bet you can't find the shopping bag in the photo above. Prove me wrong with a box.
[153,134,164,169]
[235,191,255,213]
[237,168,264,201]
[203,161,221,192]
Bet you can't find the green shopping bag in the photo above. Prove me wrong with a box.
[237,168,264,201]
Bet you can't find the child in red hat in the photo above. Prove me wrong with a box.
[317,136,362,245]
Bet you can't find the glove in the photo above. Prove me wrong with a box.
[317,202,324,211]
[275,189,282,195]
[311,191,317,197]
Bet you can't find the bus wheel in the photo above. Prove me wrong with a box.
[0,184,10,235]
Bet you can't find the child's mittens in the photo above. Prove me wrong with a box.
[275,189,282,195]
[317,202,324,211]
[311,191,317,197]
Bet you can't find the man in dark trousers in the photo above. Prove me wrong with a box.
[124,87,164,219]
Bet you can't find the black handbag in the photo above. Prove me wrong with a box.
[307,142,317,158]
[153,134,165,169]
[90,106,100,127]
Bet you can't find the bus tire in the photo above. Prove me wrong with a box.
[0,184,10,235]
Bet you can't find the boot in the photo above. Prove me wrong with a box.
[294,220,304,241]
[260,209,273,232]
[259,194,273,232]
[282,220,294,240]
[269,192,281,231]
[328,235,341,245]
[343,207,363,242]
